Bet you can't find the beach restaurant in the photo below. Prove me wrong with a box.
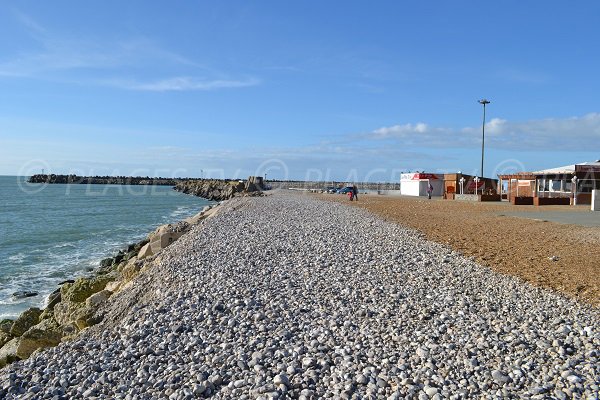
[442,173,498,198]
[498,160,600,205]
[400,172,498,198]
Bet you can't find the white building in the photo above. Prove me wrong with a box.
[400,173,444,197]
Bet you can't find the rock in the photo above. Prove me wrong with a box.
[105,281,121,293]
[148,222,189,254]
[0,319,12,334]
[46,289,61,310]
[0,338,20,368]
[60,275,114,304]
[60,322,79,339]
[15,319,62,359]
[85,290,112,308]
[72,306,98,330]
[58,279,75,286]
[12,291,38,299]
[137,243,153,259]
[0,332,12,348]
[10,308,43,337]
[491,370,511,384]
[38,308,55,321]
[121,259,142,282]
[53,301,85,326]
[273,374,290,387]
[99,257,113,267]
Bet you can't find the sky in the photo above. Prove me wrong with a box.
[1,1,600,181]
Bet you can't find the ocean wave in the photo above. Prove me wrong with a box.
[8,253,26,263]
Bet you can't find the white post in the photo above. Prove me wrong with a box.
[572,176,578,206]
[592,190,600,211]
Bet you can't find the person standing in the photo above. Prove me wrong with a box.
[352,185,358,201]
[427,180,433,200]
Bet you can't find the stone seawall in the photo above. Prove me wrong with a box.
[27,175,265,202]
[28,174,183,185]
[173,177,263,201]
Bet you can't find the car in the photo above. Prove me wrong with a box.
[324,186,337,193]
[337,186,354,194]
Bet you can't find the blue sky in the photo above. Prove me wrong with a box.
[1,1,600,181]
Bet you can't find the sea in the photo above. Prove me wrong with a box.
[0,176,212,319]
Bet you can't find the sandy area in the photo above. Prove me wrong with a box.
[322,194,600,307]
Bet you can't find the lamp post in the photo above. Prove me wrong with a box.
[459,177,465,195]
[478,99,490,178]
[572,176,578,205]
[474,176,480,196]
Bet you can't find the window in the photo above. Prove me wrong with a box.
[551,180,561,192]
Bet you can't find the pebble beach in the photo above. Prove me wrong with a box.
[0,190,598,399]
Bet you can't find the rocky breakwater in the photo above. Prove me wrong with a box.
[174,176,264,201]
[0,191,597,399]
[0,204,220,369]
[27,174,183,185]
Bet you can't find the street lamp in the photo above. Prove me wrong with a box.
[478,99,490,178]
[459,177,465,195]
[474,176,480,196]
[572,176,578,205]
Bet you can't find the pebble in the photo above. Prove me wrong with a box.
[0,191,598,399]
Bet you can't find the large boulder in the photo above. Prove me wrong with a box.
[85,290,111,309]
[148,222,189,254]
[121,259,143,283]
[15,319,62,359]
[46,289,62,310]
[72,304,103,330]
[38,307,54,321]
[137,243,153,259]
[53,301,85,326]
[0,338,20,368]
[0,331,12,348]
[0,319,12,334]
[60,275,114,304]
[10,307,42,337]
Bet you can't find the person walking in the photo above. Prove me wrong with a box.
[352,185,358,201]
[427,180,433,200]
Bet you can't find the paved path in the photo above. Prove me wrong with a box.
[500,210,600,227]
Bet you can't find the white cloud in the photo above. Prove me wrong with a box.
[368,113,600,151]
[372,122,433,138]
[119,76,260,92]
[0,11,260,92]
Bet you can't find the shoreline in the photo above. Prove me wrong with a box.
[0,199,223,368]
[0,191,597,398]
